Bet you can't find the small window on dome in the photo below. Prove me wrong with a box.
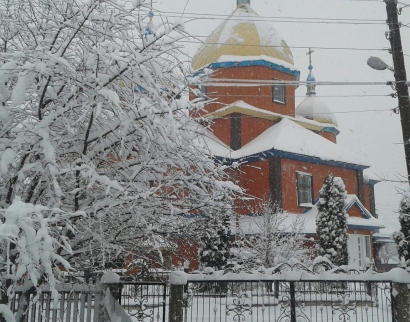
[272,79,285,104]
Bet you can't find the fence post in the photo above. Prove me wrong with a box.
[289,281,296,322]
[392,283,410,322]
[169,271,187,322]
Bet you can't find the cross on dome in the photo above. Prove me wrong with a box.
[306,47,316,96]
[237,0,250,6]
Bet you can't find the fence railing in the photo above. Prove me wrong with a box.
[109,281,167,322]
[182,280,394,322]
[8,261,410,322]
[169,260,410,322]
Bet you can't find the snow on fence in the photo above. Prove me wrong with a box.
[11,284,104,322]
[10,280,167,322]
[169,260,410,322]
[7,260,410,322]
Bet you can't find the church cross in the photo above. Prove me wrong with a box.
[306,48,314,66]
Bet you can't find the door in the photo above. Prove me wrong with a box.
[348,234,371,270]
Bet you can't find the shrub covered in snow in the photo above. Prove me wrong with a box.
[392,195,410,267]
[198,213,231,270]
[316,175,348,266]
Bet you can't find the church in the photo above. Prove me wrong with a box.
[188,0,385,270]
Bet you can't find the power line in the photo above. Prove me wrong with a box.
[201,93,392,99]
[198,78,393,87]
[160,13,388,25]
[219,108,393,117]
[177,39,387,52]
[157,10,388,24]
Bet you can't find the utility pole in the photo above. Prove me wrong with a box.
[385,0,410,184]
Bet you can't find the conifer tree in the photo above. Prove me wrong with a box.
[316,175,348,266]
[198,214,231,270]
[392,196,410,267]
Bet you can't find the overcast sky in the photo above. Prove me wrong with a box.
[154,0,410,233]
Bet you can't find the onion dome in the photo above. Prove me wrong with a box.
[296,63,337,126]
[296,96,338,126]
[191,2,294,71]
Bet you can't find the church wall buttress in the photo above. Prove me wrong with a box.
[230,113,242,150]
[269,156,282,210]
[364,184,377,218]
[357,171,365,204]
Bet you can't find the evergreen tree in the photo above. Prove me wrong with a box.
[392,196,410,267]
[198,214,231,270]
[316,175,348,266]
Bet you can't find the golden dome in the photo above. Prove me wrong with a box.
[191,5,294,71]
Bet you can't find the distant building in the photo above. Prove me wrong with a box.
[188,0,385,270]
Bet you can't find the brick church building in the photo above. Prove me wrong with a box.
[187,0,385,270]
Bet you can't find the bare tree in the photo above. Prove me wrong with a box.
[237,201,309,268]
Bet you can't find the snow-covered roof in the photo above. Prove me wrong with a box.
[234,194,384,235]
[191,124,233,158]
[296,95,338,126]
[191,5,293,71]
[228,118,367,168]
[203,100,339,135]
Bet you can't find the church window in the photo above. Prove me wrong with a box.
[272,80,285,104]
[297,172,313,206]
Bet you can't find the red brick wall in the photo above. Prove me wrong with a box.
[363,184,371,212]
[348,204,364,218]
[281,158,359,213]
[212,117,231,147]
[191,66,296,117]
[319,131,337,143]
[234,159,270,214]
[241,117,275,146]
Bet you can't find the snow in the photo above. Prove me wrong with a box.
[0,304,15,322]
[229,118,368,167]
[296,95,338,126]
[170,271,188,285]
[205,100,337,131]
[233,194,384,236]
[185,265,410,283]
[0,148,16,175]
[101,272,121,284]
[215,55,298,72]
[216,6,291,61]
[191,124,233,158]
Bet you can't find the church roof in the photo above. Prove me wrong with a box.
[201,100,339,135]
[296,95,338,126]
[205,118,368,170]
[191,5,294,71]
[235,194,384,235]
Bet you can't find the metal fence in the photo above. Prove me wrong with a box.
[110,282,167,322]
[183,280,395,322]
